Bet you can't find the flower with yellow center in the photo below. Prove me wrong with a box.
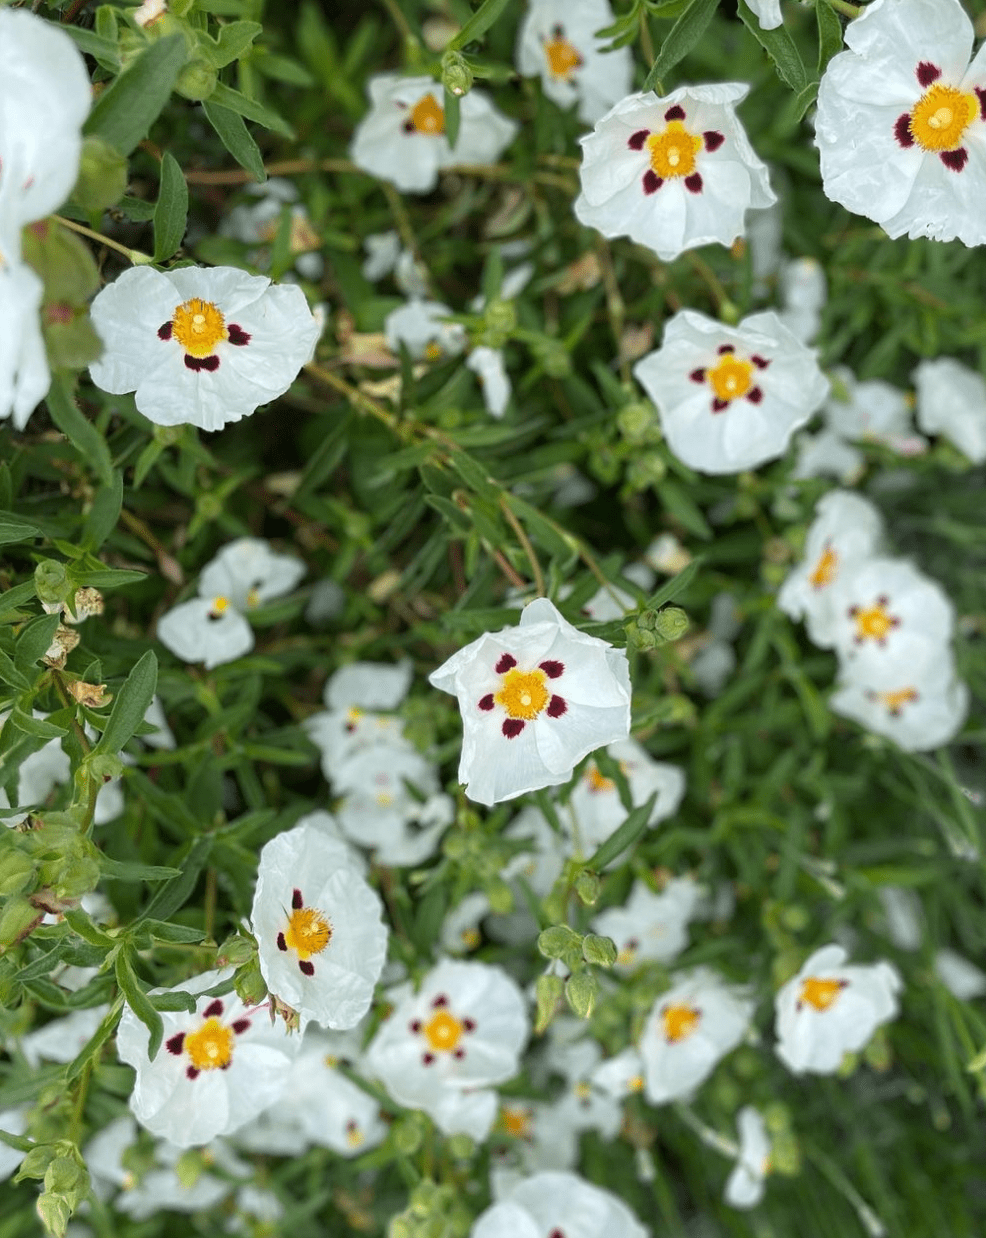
[170,298,228,358]
[906,82,978,152]
[424,1009,464,1053]
[661,1002,701,1043]
[183,1017,235,1072]
[500,1103,533,1139]
[495,667,550,720]
[706,354,754,405]
[850,599,898,643]
[873,686,919,716]
[584,765,615,794]
[543,27,583,81]
[809,545,838,590]
[646,121,703,181]
[283,905,332,961]
[798,976,847,1012]
[406,94,445,136]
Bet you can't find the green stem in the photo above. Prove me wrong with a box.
[826,0,861,17]
[53,215,153,266]
[500,497,546,597]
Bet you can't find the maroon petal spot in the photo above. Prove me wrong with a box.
[549,1230,566,1238]
[751,355,770,369]
[410,1019,422,1033]
[463,1017,476,1032]
[432,993,449,1007]
[916,61,941,87]
[664,105,686,122]
[502,718,525,738]
[717,344,735,354]
[203,999,224,1019]
[227,323,250,346]
[292,888,304,909]
[495,653,517,674]
[166,1033,185,1055]
[940,147,968,172]
[642,170,663,195]
[702,130,725,152]
[627,129,650,151]
[689,367,706,383]
[977,88,986,120]
[231,1020,251,1034]
[539,660,564,679]
[747,386,763,404]
[711,398,729,413]
[403,120,415,134]
[299,960,315,976]
[184,354,220,372]
[422,1052,435,1065]
[452,1048,466,1060]
[684,173,703,194]
[894,114,914,148]
[221,1062,231,1070]
[546,695,567,718]
[478,694,495,711]
[157,322,173,341]
[277,932,287,952]
[186,1066,200,1080]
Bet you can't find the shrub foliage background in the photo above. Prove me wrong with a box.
[0,0,985,1235]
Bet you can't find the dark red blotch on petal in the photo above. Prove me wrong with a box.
[186,1066,200,1080]
[702,130,725,152]
[915,61,941,87]
[227,323,250,346]
[627,129,650,151]
[292,889,304,909]
[432,993,449,1007]
[502,719,525,738]
[748,387,764,404]
[711,398,729,413]
[940,147,968,172]
[478,694,495,711]
[976,88,986,120]
[684,173,703,194]
[690,368,706,383]
[751,355,770,370]
[495,653,517,674]
[184,354,220,372]
[166,1033,185,1055]
[894,114,914,148]
[642,170,663,194]
[463,1017,477,1031]
[203,999,224,1019]
[157,322,173,340]
[546,695,567,717]
[717,344,735,354]
[277,932,287,951]
[539,660,564,678]
[664,105,686,121]
[299,960,315,976]
[232,1020,251,1034]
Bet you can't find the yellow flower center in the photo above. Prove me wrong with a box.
[245,586,261,609]
[616,942,638,967]
[423,1009,464,1052]
[376,791,394,808]
[799,976,845,1012]
[283,906,332,960]
[853,602,895,642]
[809,546,838,590]
[211,595,230,614]
[574,1080,592,1101]
[345,1122,365,1149]
[495,667,549,720]
[627,1074,645,1092]
[424,340,443,361]
[184,1017,235,1072]
[171,299,229,358]
[409,94,445,135]
[909,84,978,151]
[544,35,581,80]
[662,1003,701,1043]
[585,765,615,794]
[501,1104,533,1139]
[707,355,754,404]
[461,927,480,949]
[875,686,918,713]
[646,121,702,180]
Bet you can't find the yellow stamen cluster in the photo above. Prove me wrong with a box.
[799,976,845,1012]
[662,1003,701,1043]
[707,355,754,404]
[646,121,702,180]
[423,1009,464,1052]
[284,906,332,960]
[184,1018,235,1072]
[171,298,228,357]
[909,83,977,152]
[495,667,550,720]
[409,95,445,135]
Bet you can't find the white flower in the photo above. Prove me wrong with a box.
[429,597,632,806]
[362,230,402,281]
[828,556,955,679]
[116,969,300,1147]
[492,1100,579,1183]
[774,944,901,1074]
[157,537,305,669]
[745,0,783,31]
[304,658,414,772]
[467,345,511,417]
[777,490,884,648]
[724,1106,771,1209]
[350,74,517,195]
[545,1030,622,1139]
[644,532,692,575]
[638,967,753,1104]
[877,885,922,951]
[574,85,776,262]
[829,660,968,751]
[133,0,169,28]
[591,1046,646,1100]
[634,309,828,475]
[591,876,699,970]
[0,1108,27,1182]
[385,298,465,361]
[815,0,986,245]
[282,1029,388,1155]
[778,256,827,344]
[515,0,634,125]
[823,366,924,453]
[366,959,529,1140]
[934,948,986,1000]
[472,1171,649,1238]
[914,356,986,463]
[220,179,322,279]
[0,255,50,430]
[251,825,388,1028]
[791,427,865,485]
[88,265,320,431]
[20,1004,110,1069]
[440,891,491,955]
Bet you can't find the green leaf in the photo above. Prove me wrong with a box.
[644,556,703,609]
[45,374,113,487]
[63,908,115,947]
[83,470,124,553]
[117,195,157,223]
[84,35,187,157]
[816,0,844,74]
[14,613,62,675]
[115,951,164,1059]
[152,152,189,262]
[643,0,721,91]
[136,836,213,925]
[92,650,158,757]
[61,24,121,71]
[736,0,811,93]
[99,857,183,883]
[208,82,293,137]
[0,647,31,692]
[586,792,658,870]
[142,920,207,944]
[446,0,514,51]
[72,568,148,590]
[196,20,263,68]
[64,999,123,1083]
[202,99,267,182]
[0,515,42,546]
[444,84,461,149]
[0,581,39,625]
[656,478,713,540]
[9,705,67,741]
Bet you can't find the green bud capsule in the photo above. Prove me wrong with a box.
[0,897,42,947]
[233,958,268,1007]
[446,1132,475,1160]
[0,850,36,898]
[574,868,601,906]
[616,401,658,444]
[624,621,659,652]
[174,1148,203,1190]
[582,933,617,968]
[565,969,597,1019]
[72,136,128,212]
[35,1192,71,1238]
[534,972,563,1035]
[175,58,218,102]
[653,606,689,642]
[394,1112,428,1157]
[153,423,185,447]
[216,934,255,968]
[537,924,582,961]
[482,298,516,349]
[16,1143,58,1182]
[43,1155,88,1205]
[440,50,473,97]
[34,560,70,607]
[626,454,667,490]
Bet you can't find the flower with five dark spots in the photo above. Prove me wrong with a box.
[816,0,986,244]
[429,598,632,805]
[88,264,320,432]
[165,998,253,1080]
[574,84,775,262]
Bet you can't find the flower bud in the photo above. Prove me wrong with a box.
[16,1143,58,1182]
[440,50,473,97]
[565,969,598,1019]
[574,868,601,906]
[582,933,617,968]
[36,1193,71,1238]
[34,560,70,608]
[393,1111,428,1156]
[0,896,42,946]
[653,606,689,642]
[537,924,582,961]
[175,58,218,102]
[216,933,255,968]
[72,136,128,212]
[626,454,667,490]
[446,1132,475,1160]
[617,400,658,444]
[485,877,513,915]
[534,972,564,1034]
[44,1154,88,1206]
[481,298,515,349]
[0,850,36,898]
[233,958,268,1007]
[624,620,659,651]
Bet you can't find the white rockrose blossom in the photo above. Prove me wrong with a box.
[304,658,414,773]
[633,309,828,475]
[157,537,305,670]
[574,85,776,262]
[828,556,955,679]
[545,1030,622,1139]
[515,0,633,124]
[280,1028,388,1155]
[877,885,923,951]
[914,356,986,463]
[472,1170,649,1238]
[88,265,320,431]
[644,532,692,575]
[791,427,865,484]
[220,178,323,280]
[591,1046,647,1100]
[362,230,402,282]
[429,597,632,806]
[746,0,783,31]
[815,0,986,245]
[592,876,700,971]
[724,1106,772,1209]
[777,490,884,648]
[778,256,827,344]
[116,968,300,1147]
[775,944,901,1074]
[467,345,512,417]
[441,891,491,954]
[385,298,466,361]
[492,1100,579,1187]
[350,74,517,194]
[829,659,969,751]
[823,367,925,453]
[639,967,754,1104]
[366,959,529,1140]
[934,948,986,1000]
[251,825,388,1029]
[20,1004,110,1069]
[333,742,454,865]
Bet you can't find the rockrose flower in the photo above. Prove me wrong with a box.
[914,355,986,463]
[574,85,775,262]
[725,1106,772,1209]
[815,0,986,244]
[472,1170,649,1238]
[591,876,700,970]
[88,265,320,431]
[633,309,829,474]
[429,597,632,805]
[829,657,969,752]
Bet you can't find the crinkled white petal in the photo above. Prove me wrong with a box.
[914,356,986,463]
[156,598,255,669]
